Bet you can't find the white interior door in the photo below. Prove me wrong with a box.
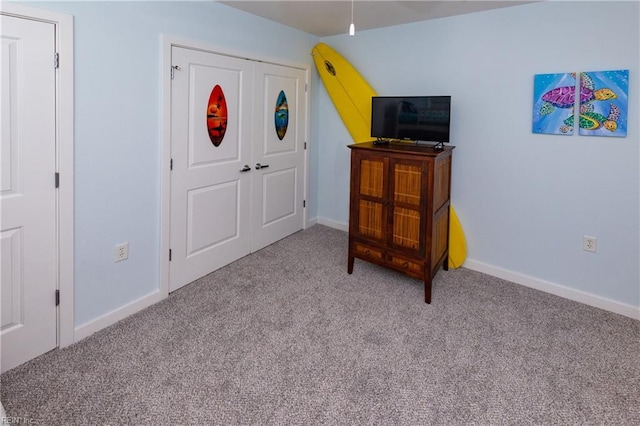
[169,46,252,292]
[1,15,57,373]
[251,63,306,252]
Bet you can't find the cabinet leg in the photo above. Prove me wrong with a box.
[424,278,432,304]
[348,256,354,274]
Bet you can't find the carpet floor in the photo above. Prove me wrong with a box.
[2,225,639,425]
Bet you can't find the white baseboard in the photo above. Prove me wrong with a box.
[306,216,318,228]
[316,216,348,232]
[464,259,640,320]
[74,290,166,342]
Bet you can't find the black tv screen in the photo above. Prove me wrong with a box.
[371,96,451,143]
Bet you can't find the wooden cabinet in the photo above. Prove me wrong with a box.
[347,142,454,303]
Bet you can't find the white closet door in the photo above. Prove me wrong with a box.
[251,63,306,252]
[169,46,252,292]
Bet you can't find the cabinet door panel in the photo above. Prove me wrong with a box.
[392,207,421,249]
[390,159,424,252]
[359,158,384,198]
[393,162,422,206]
[358,200,384,240]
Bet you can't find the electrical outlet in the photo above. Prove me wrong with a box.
[583,236,597,253]
[114,242,129,262]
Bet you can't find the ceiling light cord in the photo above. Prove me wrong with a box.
[349,0,355,36]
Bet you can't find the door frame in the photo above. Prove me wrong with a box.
[160,36,310,296]
[0,3,75,347]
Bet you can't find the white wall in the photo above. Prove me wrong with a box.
[318,1,639,311]
[26,1,320,328]
[19,0,639,332]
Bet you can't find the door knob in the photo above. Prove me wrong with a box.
[239,165,251,172]
[255,163,269,170]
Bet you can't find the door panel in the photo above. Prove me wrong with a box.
[169,47,252,292]
[389,159,426,254]
[190,67,240,166]
[251,63,306,252]
[392,207,421,249]
[358,200,384,240]
[355,155,387,243]
[1,15,57,373]
[393,163,422,206]
[1,229,23,329]
[359,158,385,198]
[187,182,240,255]
[262,168,296,226]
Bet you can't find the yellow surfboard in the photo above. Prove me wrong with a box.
[448,206,467,268]
[312,42,467,267]
[311,42,376,143]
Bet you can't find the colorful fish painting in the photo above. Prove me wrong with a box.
[274,90,289,140]
[578,70,628,137]
[207,85,227,147]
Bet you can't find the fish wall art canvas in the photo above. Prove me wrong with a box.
[532,72,577,135]
[577,70,628,137]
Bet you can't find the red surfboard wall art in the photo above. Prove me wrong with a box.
[207,85,228,146]
[274,90,289,140]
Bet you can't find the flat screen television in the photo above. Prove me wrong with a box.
[371,96,451,143]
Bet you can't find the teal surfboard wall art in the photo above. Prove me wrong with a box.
[274,90,289,140]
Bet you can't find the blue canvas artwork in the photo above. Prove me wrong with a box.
[577,70,628,137]
[532,73,577,135]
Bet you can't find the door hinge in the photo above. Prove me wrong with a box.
[303,200,306,208]
[54,52,59,69]
[55,290,60,306]
[169,249,172,261]
[55,172,60,188]
[305,83,308,92]
[304,142,307,150]
[170,158,173,170]
[171,65,181,80]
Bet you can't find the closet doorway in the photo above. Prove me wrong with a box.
[166,44,308,292]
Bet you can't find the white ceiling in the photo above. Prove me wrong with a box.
[218,1,538,37]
